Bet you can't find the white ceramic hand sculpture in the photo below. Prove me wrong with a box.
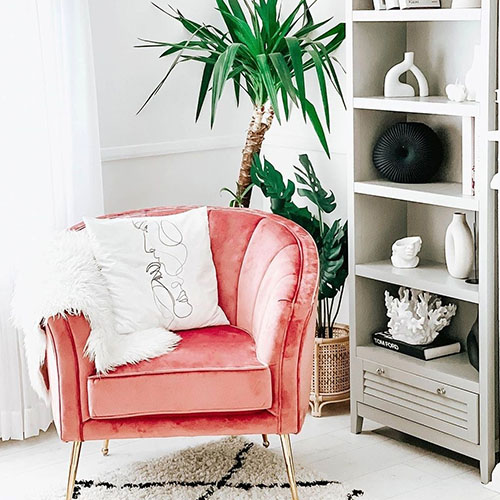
[384,52,429,98]
[391,236,422,269]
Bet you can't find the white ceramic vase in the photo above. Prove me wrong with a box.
[465,45,481,102]
[445,212,474,279]
[384,52,429,98]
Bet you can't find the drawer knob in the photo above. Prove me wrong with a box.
[376,368,385,376]
[436,387,447,396]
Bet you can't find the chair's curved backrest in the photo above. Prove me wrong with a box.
[74,206,317,327]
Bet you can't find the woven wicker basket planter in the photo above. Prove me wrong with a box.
[309,324,350,418]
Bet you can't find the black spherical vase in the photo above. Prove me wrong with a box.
[466,320,479,371]
[372,122,443,183]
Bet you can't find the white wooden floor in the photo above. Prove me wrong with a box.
[1,401,499,500]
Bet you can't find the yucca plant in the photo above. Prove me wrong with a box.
[252,153,348,338]
[137,0,345,207]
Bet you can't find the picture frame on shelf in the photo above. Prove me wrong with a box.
[372,0,387,10]
[399,0,440,8]
[386,0,400,9]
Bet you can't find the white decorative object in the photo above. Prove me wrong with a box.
[452,0,480,8]
[84,207,229,334]
[372,0,387,9]
[400,0,440,8]
[445,212,474,279]
[391,237,422,268]
[384,287,457,345]
[445,83,467,102]
[385,0,400,9]
[384,52,429,98]
[11,230,181,403]
[465,45,481,101]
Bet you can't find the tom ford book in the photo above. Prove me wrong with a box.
[372,331,461,360]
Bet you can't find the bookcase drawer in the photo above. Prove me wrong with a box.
[362,360,479,443]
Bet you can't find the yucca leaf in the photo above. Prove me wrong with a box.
[233,70,241,105]
[304,99,329,157]
[294,17,332,39]
[196,62,215,121]
[211,43,241,126]
[302,0,314,28]
[269,2,304,51]
[216,0,260,53]
[269,53,298,106]
[281,87,290,119]
[256,54,281,122]
[138,29,204,114]
[315,22,345,43]
[313,41,346,109]
[308,47,329,130]
[227,0,247,21]
[286,37,306,117]
[158,40,211,57]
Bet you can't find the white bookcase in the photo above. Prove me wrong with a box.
[346,0,498,482]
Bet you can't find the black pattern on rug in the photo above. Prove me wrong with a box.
[72,442,364,499]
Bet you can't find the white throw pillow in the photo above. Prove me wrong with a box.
[84,207,228,334]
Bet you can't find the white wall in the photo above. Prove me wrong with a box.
[88,0,347,207]
[88,0,349,320]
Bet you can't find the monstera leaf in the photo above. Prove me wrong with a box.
[294,154,336,214]
[251,152,348,338]
[252,154,321,240]
[251,155,294,205]
[319,220,348,301]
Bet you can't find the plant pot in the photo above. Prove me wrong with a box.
[309,324,350,418]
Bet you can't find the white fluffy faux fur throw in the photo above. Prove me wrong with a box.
[11,229,180,403]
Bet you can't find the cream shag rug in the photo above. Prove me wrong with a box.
[61,437,364,499]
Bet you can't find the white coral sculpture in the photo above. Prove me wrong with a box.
[384,287,457,345]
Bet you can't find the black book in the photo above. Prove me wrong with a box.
[372,331,461,361]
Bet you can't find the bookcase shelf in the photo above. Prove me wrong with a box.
[352,8,481,22]
[347,0,497,483]
[354,180,478,210]
[354,96,479,117]
[356,259,479,303]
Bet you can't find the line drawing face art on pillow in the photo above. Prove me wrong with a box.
[133,219,193,327]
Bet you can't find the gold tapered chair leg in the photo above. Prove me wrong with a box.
[279,434,299,500]
[101,439,110,456]
[262,434,270,448]
[66,441,82,500]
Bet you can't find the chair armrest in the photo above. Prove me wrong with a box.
[45,314,95,441]
[236,216,319,433]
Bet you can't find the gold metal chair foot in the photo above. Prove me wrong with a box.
[101,439,109,456]
[66,441,82,500]
[279,434,299,500]
[262,434,270,448]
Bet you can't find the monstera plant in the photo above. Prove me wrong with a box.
[252,153,347,338]
[138,0,345,207]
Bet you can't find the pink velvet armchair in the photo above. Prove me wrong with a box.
[43,206,319,500]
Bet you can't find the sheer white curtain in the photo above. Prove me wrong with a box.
[0,0,103,440]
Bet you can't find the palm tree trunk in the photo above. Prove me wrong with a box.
[237,104,274,208]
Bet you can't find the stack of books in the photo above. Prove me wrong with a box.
[372,331,461,361]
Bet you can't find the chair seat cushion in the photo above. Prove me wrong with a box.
[87,326,272,419]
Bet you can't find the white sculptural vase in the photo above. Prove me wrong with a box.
[465,45,481,102]
[445,212,474,279]
[384,52,429,98]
